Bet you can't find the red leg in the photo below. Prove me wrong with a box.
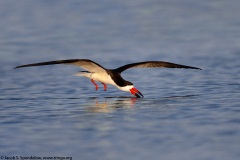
[102,83,107,91]
[91,79,98,91]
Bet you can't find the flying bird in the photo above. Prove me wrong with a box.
[14,59,201,98]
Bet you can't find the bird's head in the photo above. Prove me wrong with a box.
[118,81,144,98]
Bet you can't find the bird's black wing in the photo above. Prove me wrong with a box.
[115,61,202,73]
[14,59,108,73]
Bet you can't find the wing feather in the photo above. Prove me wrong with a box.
[115,61,202,73]
[14,59,107,73]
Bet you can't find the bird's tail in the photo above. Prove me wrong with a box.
[74,71,91,78]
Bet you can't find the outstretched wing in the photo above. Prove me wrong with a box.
[14,59,107,73]
[115,61,202,73]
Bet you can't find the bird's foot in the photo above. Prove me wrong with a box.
[102,83,107,91]
[91,79,99,91]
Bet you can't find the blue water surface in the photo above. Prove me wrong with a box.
[0,0,240,160]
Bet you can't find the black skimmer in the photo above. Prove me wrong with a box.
[14,59,201,98]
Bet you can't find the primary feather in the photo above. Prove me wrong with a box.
[115,61,202,73]
[14,59,107,73]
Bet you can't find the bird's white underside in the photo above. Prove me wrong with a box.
[74,72,134,92]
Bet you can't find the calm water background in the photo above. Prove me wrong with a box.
[0,0,240,160]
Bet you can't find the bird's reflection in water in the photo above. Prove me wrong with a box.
[86,97,138,113]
